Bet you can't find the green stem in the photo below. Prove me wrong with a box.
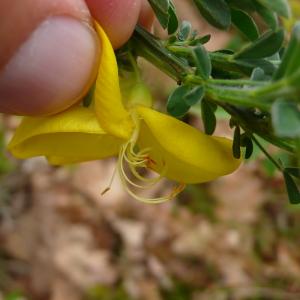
[186,73,266,87]
[185,75,270,109]
[127,52,141,81]
[208,78,266,87]
[133,26,283,109]
[167,45,191,55]
[252,78,288,97]
[252,135,283,171]
[130,26,297,153]
[205,85,271,110]
[220,104,295,153]
[132,26,189,81]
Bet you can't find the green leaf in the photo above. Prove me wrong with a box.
[227,0,255,11]
[285,167,300,179]
[167,85,205,118]
[167,85,191,117]
[233,126,241,159]
[178,21,192,41]
[149,0,169,12]
[245,140,254,159]
[192,45,212,79]
[231,9,259,41]
[251,67,269,81]
[168,2,179,35]
[274,22,300,80]
[235,58,276,75]
[241,134,254,159]
[234,29,284,59]
[272,99,300,138]
[201,99,217,135]
[190,35,211,46]
[254,1,279,30]
[256,0,291,18]
[192,0,231,29]
[185,86,205,106]
[283,172,300,204]
[148,0,178,33]
[148,0,170,29]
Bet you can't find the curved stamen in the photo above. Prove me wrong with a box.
[116,116,185,204]
[101,163,118,196]
[123,149,148,166]
[128,157,167,185]
[128,164,162,184]
[119,145,154,189]
[120,143,164,189]
[121,138,164,187]
[122,179,185,204]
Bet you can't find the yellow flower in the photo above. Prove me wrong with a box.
[8,23,241,203]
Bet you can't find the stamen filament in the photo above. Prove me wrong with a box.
[114,114,185,204]
[128,159,166,185]
[101,163,118,196]
[119,146,153,189]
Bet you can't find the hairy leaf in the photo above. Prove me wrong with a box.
[234,29,284,59]
[185,86,205,106]
[233,126,241,159]
[231,9,259,41]
[272,99,300,138]
[274,22,300,80]
[255,1,279,30]
[201,99,217,135]
[168,2,179,34]
[148,0,170,29]
[284,171,300,204]
[192,0,231,29]
[167,85,191,117]
[256,0,291,18]
[193,45,212,79]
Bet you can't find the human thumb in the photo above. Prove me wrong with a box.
[0,0,99,116]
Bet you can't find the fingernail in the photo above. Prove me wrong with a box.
[0,16,99,115]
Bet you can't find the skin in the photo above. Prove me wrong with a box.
[138,0,155,30]
[0,0,154,115]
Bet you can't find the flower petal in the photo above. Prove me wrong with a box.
[8,107,122,165]
[136,106,241,184]
[93,23,133,139]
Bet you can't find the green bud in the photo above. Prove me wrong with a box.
[127,83,153,109]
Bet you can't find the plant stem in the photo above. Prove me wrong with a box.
[185,75,271,109]
[209,78,266,86]
[252,78,288,96]
[205,85,271,110]
[131,25,297,153]
[220,104,295,153]
[252,135,283,171]
[186,74,266,87]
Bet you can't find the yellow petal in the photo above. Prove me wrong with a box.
[136,107,241,184]
[8,107,122,165]
[93,23,133,139]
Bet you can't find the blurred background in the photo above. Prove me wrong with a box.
[1,1,300,299]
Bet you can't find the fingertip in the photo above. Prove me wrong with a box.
[0,0,92,69]
[85,0,141,49]
[138,0,155,30]
[0,17,99,116]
